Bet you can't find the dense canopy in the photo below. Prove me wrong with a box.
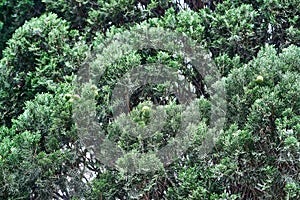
[0,0,299,199]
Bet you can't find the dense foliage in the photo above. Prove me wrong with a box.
[0,0,299,199]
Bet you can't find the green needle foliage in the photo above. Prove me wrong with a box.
[0,13,88,127]
[0,0,299,199]
[0,0,45,58]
